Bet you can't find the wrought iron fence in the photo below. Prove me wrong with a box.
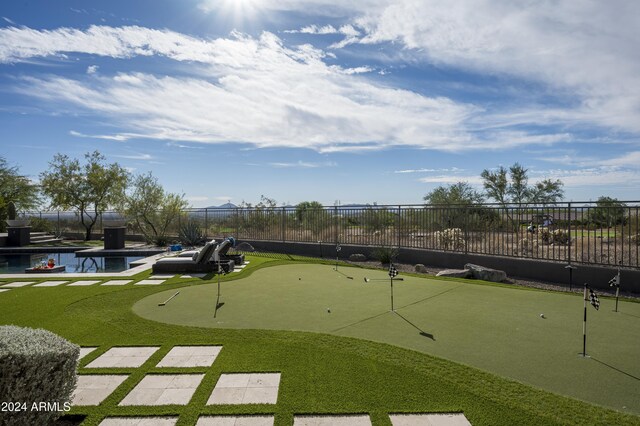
[19,201,640,269]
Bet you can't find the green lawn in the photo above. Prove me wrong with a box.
[1,256,639,425]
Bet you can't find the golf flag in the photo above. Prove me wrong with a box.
[608,274,620,288]
[388,264,398,278]
[589,287,600,310]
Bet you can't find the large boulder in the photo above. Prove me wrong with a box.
[349,253,367,262]
[414,264,429,273]
[464,263,507,282]
[436,269,472,279]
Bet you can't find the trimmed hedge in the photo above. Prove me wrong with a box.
[0,325,79,426]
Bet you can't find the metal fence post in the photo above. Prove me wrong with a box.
[567,202,572,265]
[282,206,286,242]
[397,205,401,250]
[205,208,208,239]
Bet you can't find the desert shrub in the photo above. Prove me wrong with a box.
[434,228,465,251]
[371,245,398,264]
[0,325,79,426]
[520,237,539,256]
[28,217,54,233]
[179,220,206,246]
[540,229,569,245]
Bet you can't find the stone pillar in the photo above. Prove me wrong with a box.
[8,226,31,246]
[104,227,126,249]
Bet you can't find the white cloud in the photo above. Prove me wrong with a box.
[536,168,640,188]
[418,175,483,185]
[341,0,640,134]
[395,167,462,174]
[69,130,130,141]
[9,27,486,152]
[185,195,209,202]
[268,161,337,168]
[86,65,99,74]
[113,153,153,160]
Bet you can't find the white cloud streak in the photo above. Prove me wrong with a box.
[5,26,489,152]
[268,160,337,168]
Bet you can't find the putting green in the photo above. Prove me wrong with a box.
[134,263,640,414]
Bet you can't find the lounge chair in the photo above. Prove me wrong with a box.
[152,241,234,273]
[178,238,245,265]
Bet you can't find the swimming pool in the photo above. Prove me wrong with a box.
[0,252,144,274]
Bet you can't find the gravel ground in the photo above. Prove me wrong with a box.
[345,259,640,300]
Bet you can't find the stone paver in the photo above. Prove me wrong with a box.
[181,274,207,278]
[99,417,178,426]
[86,347,160,368]
[207,373,280,405]
[80,347,98,359]
[149,275,176,279]
[33,280,69,287]
[68,280,101,286]
[1,281,35,288]
[196,415,274,426]
[102,280,133,286]
[157,346,222,368]
[389,414,472,426]
[135,279,166,285]
[0,289,10,293]
[119,374,204,406]
[293,415,371,425]
[72,375,128,406]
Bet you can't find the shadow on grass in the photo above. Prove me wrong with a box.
[394,311,435,340]
[331,310,391,333]
[619,311,640,320]
[591,357,640,381]
[396,284,465,310]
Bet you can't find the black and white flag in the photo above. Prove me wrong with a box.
[589,288,600,310]
[388,264,398,278]
[336,243,341,252]
[608,274,620,288]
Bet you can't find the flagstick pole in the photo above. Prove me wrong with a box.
[582,283,587,357]
[390,276,394,312]
[615,269,620,313]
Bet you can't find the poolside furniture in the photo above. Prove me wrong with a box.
[178,238,245,265]
[152,241,234,273]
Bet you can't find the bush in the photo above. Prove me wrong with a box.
[0,325,79,425]
[434,228,465,251]
[540,229,569,245]
[371,245,398,264]
[179,220,206,247]
[28,217,54,233]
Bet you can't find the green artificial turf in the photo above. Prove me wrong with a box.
[134,263,640,415]
[1,257,639,425]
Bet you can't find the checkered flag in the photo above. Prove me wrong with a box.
[388,264,398,278]
[336,243,341,252]
[589,288,600,310]
[608,274,620,288]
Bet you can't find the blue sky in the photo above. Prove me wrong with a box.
[1,0,639,207]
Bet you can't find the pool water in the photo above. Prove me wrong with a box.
[0,252,144,274]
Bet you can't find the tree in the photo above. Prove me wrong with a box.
[40,151,130,240]
[0,157,41,231]
[481,163,564,205]
[124,172,188,245]
[294,201,330,238]
[423,182,494,230]
[423,182,484,206]
[295,201,324,222]
[589,197,627,228]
